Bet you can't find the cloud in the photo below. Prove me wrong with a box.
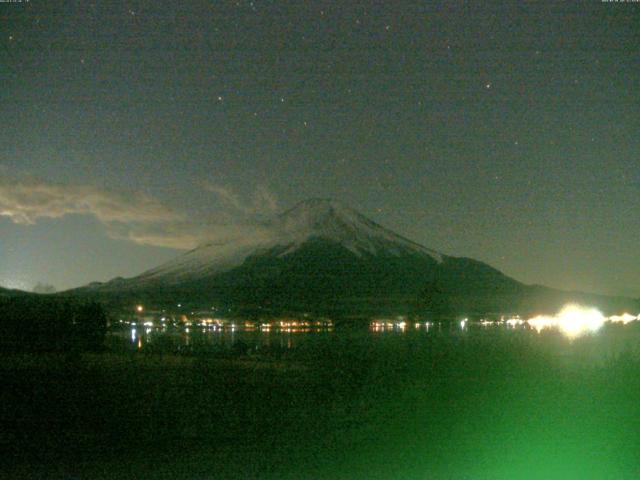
[204,185,247,214]
[0,176,280,251]
[0,177,183,226]
[107,219,277,251]
[253,185,279,215]
[203,183,280,217]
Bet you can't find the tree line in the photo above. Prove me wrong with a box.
[0,296,107,352]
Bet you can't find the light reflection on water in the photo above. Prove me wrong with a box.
[114,320,513,353]
[116,324,336,352]
[113,311,640,354]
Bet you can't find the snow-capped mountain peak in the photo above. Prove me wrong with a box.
[278,198,442,259]
[94,198,443,287]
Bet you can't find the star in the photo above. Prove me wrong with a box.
[485,83,492,89]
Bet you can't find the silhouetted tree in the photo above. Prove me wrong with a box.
[0,297,108,352]
[73,302,108,351]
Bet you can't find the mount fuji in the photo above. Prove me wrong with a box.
[133,198,444,284]
[70,199,636,317]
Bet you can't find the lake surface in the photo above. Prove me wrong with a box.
[109,322,337,352]
[106,318,640,363]
[5,318,640,480]
[108,320,485,352]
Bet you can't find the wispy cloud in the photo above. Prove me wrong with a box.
[0,177,183,226]
[203,183,280,217]
[107,219,276,251]
[0,176,280,250]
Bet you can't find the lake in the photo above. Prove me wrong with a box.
[3,318,640,479]
[107,319,512,354]
[105,317,640,367]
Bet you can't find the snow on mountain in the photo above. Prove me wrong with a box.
[278,198,442,260]
[135,240,274,284]
[117,198,443,286]
[69,199,640,316]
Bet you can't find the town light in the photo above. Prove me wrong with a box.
[527,304,605,338]
[608,313,638,325]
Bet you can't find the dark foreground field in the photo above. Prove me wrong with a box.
[2,325,640,479]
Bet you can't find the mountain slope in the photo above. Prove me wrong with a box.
[70,199,637,316]
[129,198,443,286]
[71,199,522,314]
[0,287,31,298]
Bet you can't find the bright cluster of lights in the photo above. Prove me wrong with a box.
[414,322,433,331]
[504,316,524,328]
[371,317,408,332]
[527,305,605,338]
[608,313,638,325]
[526,305,638,338]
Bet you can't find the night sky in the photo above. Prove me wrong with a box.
[1,1,638,297]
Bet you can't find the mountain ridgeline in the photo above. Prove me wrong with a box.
[70,199,638,318]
